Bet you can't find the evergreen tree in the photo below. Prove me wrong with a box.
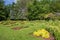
[0,0,6,20]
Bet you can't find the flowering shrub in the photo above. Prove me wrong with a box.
[33,29,50,38]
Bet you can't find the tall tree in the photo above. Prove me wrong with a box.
[15,0,28,19]
[0,0,6,20]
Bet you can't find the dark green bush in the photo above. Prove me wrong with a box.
[27,0,60,20]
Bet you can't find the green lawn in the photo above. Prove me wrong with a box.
[0,20,60,40]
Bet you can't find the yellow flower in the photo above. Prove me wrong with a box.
[41,29,47,32]
[33,31,40,36]
[33,29,50,38]
[42,34,46,38]
[42,33,50,38]
[45,34,50,38]
[42,30,50,38]
[37,30,42,36]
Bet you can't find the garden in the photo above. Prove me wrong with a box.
[0,0,60,40]
[0,20,60,40]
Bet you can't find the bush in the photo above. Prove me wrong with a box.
[27,0,53,20]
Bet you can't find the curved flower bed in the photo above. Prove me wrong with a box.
[33,29,55,40]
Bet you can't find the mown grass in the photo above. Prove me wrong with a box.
[0,20,60,40]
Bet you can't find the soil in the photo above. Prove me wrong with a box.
[11,27,22,30]
[43,34,55,40]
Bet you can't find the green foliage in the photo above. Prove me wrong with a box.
[0,0,5,20]
[0,0,10,20]
[12,0,28,20]
[27,0,51,20]
[0,0,60,20]
[27,0,60,20]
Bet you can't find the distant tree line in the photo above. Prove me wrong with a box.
[0,0,60,21]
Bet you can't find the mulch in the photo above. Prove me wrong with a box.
[43,34,55,40]
[11,27,22,30]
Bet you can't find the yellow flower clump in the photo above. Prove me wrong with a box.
[33,29,50,38]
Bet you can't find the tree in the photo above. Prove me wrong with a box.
[12,0,28,20]
[0,0,6,20]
